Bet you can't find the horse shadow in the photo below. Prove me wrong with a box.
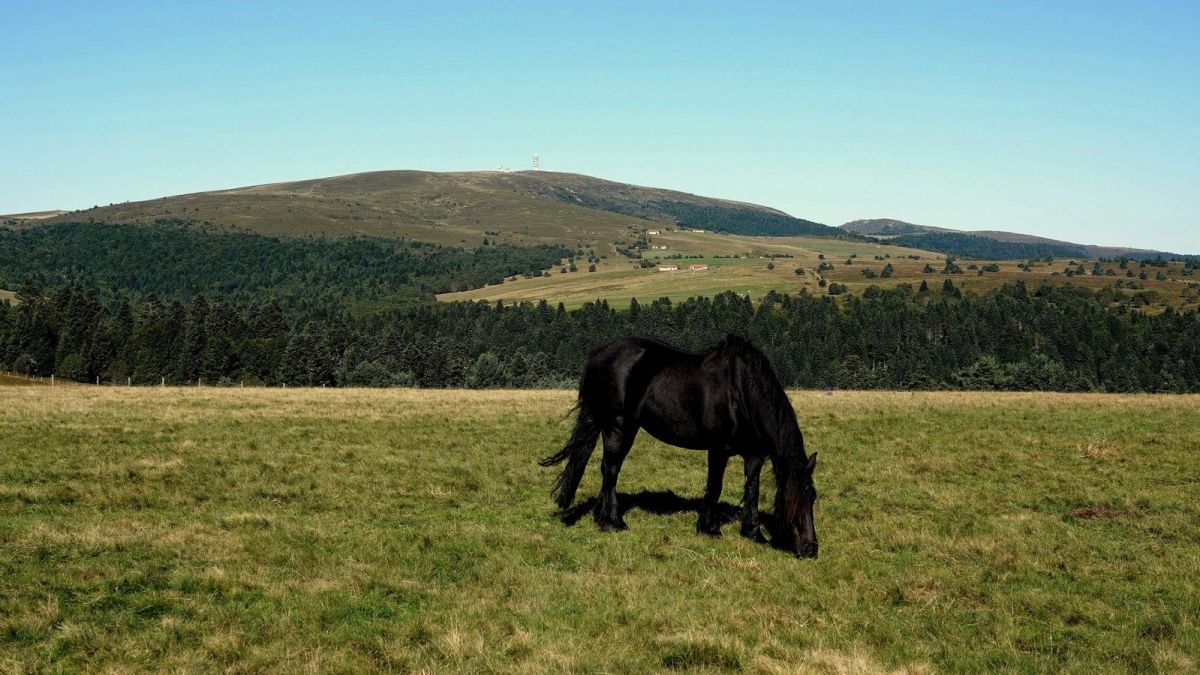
[557,489,780,534]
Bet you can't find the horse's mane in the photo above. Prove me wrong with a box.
[718,336,801,448]
[718,335,809,530]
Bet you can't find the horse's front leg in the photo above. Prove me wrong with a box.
[740,454,767,543]
[595,421,636,531]
[697,451,729,536]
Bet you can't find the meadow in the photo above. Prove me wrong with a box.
[439,231,1198,312]
[1,387,1198,672]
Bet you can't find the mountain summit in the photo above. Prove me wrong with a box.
[31,170,836,246]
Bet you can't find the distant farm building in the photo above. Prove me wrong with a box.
[651,244,669,250]
[689,264,709,271]
[647,230,660,235]
[657,265,679,272]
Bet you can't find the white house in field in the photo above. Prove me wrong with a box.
[647,230,660,235]
[657,264,678,272]
[689,263,709,271]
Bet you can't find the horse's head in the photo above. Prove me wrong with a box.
[782,452,818,558]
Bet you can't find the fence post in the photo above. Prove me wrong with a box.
[96,375,100,386]
[161,376,165,387]
[51,374,54,386]
[127,377,131,387]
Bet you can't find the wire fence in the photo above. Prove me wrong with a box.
[0,372,318,388]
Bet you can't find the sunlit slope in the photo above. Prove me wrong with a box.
[38,171,644,247]
[36,170,834,246]
[441,231,1199,311]
[440,232,945,308]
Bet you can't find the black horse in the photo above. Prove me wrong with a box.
[540,335,819,558]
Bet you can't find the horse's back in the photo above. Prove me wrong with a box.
[583,337,739,449]
[580,337,666,416]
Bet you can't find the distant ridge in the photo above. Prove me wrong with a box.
[18,170,837,246]
[840,219,956,237]
[1,210,69,221]
[841,218,1193,260]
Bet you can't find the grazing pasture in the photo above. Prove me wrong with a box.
[440,231,1197,312]
[1,388,1197,671]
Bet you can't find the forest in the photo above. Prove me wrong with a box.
[542,188,837,236]
[890,232,1092,260]
[891,231,1200,263]
[3,221,1198,392]
[0,221,570,315]
[3,275,1197,392]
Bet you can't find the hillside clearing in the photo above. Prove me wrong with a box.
[1,388,1197,671]
[440,231,1197,311]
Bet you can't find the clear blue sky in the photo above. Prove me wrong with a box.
[2,1,1197,251]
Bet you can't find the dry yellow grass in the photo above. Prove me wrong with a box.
[440,231,1197,311]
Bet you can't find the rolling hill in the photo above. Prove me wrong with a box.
[0,210,69,221]
[841,218,1191,260]
[6,175,1194,313]
[13,170,837,247]
[839,219,956,237]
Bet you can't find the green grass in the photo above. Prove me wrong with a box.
[1,388,1198,671]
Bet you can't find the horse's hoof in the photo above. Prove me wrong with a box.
[696,520,722,537]
[740,527,767,544]
[596,517,628,532]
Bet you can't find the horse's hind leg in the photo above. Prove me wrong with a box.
[697,451,729,536]
[739,454,767,543]
[595,420,637,531]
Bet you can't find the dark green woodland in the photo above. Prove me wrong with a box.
[2,222,1198,391]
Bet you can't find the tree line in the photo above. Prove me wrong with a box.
[3,279,1197,392]
[546,190,838,237]
[890,232,1092,260]
[891,231,1199,263]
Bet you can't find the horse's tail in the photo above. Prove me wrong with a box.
[539,398,601,510]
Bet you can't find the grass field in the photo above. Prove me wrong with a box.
[439,232,943,308]
[440,230,1198,311]
[2,387,1197,671]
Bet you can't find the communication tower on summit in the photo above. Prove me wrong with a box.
[532,153,540,171]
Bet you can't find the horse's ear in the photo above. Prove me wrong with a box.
[806,453,817,473]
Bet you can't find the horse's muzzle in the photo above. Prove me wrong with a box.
[796,543,818,559]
